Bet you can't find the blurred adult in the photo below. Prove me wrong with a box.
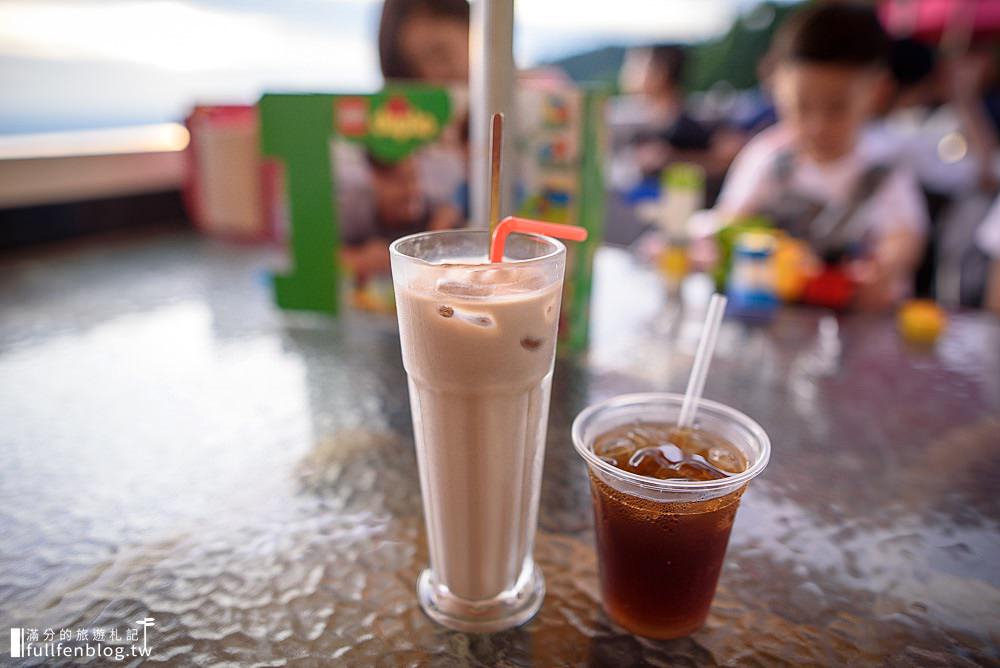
[728,48,779,135]
[875,39,998,199]
[378,0,470,83]
[947,42,1000,192]
[871,36,1000,304]
[612,45,713,182]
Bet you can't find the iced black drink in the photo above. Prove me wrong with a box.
[572,394,770,639]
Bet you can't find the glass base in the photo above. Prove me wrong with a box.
[417,560,545,633]
[604,602,707,639]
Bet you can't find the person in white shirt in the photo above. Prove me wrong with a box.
[716,4,928,310]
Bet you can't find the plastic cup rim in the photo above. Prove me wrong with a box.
[389,229,566,268]
[571,392,771,492]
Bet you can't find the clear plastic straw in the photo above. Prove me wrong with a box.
[677,293,728,429]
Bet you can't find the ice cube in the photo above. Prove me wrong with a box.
[473,267,519,285]
[666,427,694,451]
[656,442,685,464]
[628,447,651,469]
[705,445,743,473]
[672,461,725,481]
[627,447,677,477]
[520,336,543,351]
[467,268,547,292]
[686,453,730,479]
[436,280,493,297]
[511,272,547,292]
[625,425,670,449]
[594,437,634,461]
[458,313,493,328]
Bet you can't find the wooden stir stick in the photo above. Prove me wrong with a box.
[488,112,503,239]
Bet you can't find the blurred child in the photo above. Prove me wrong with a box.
[341,152,461,280]
[378,0,469,83]
[716,3,928,310]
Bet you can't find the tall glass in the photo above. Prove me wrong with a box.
[572,393,770,639]
[390,229,566,632]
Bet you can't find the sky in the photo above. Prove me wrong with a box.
[0,0,794,134]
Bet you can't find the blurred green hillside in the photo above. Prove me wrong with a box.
[551,1,801,92]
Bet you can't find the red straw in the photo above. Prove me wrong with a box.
[489,216,588,262]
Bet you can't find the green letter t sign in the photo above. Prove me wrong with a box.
[259,93,339,315]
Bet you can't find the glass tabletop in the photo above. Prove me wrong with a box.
[1,231,997,666]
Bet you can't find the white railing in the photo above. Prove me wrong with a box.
[0,123,189,208]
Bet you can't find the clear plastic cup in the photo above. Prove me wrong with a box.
[390,229,566,632]
[571,392,770,638]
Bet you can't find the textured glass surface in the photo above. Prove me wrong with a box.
[1,233,997,666]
